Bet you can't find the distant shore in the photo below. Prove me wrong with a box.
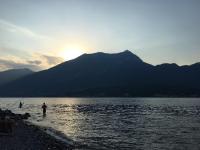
[0,109,74,150]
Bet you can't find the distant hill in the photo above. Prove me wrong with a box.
[0,69,34,86]
[0,50,200,97]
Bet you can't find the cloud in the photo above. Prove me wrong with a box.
[27,60,42,65]
[41,54,64,65]
[0,45,64,71]
[0,19,49,39]
[0,52,64,71]
[0,58,42,71]
[0,46,31,59]
[32,53,64,67]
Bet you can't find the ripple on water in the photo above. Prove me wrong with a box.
[1,98,200,150]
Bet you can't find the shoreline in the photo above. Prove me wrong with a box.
[0,109,75,150]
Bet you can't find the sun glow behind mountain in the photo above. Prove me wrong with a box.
[59,46,84,60]
[0,0,199,71]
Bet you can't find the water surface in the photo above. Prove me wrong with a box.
[1,98,200,150]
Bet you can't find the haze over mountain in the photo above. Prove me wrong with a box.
[0,68,33,86]
[0,50,199,97]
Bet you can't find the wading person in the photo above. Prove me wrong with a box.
[19,101,23,108]
[42,103,47,116]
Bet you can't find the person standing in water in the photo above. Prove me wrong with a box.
[19,101,23,108]
[42,103,47,116]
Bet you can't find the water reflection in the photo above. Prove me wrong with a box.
[1,98,200,149]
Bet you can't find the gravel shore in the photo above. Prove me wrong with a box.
[0,109,74,150]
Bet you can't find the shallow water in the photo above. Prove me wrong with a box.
[1,98,200,150]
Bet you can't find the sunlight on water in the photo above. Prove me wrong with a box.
[1,98,200,149]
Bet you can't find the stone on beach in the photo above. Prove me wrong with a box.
[0,109,73,150]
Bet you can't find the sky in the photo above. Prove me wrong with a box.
[0,0,200,71]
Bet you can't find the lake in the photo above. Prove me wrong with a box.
[1,98,200,150]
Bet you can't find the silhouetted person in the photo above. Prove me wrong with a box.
[19,101,23,108]
[42,103,47,116]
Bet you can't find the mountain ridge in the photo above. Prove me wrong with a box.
[0,68,34,86]
[0,50,199,97]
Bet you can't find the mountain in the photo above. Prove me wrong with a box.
[0,68,34,86]
[0,50,200,97]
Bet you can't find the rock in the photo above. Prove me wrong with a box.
[21,113,31,119]
[0,109,31,120]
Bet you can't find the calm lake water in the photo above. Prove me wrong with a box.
[1,98,200,150]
